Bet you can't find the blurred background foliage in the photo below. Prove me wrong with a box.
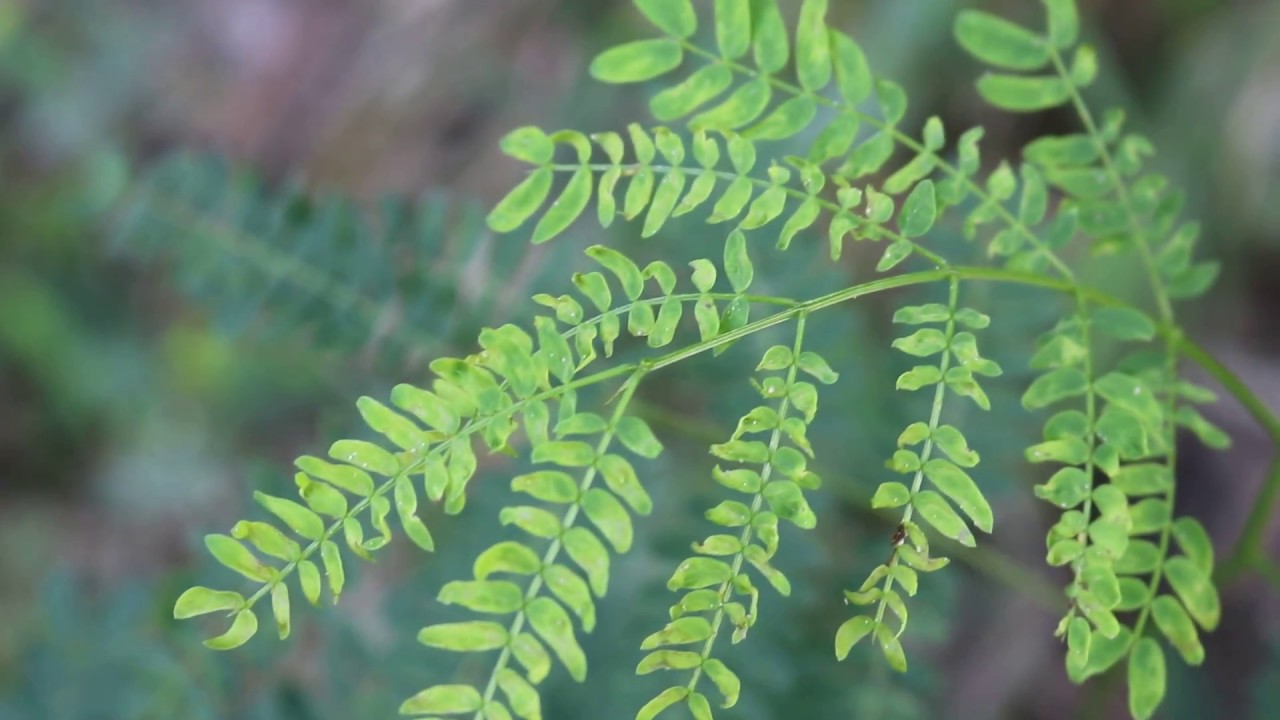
[0,0,1277,718]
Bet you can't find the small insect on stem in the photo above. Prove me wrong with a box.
[885,523,908,565]
[890,524,907,548]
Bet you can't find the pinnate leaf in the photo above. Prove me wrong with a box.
[635,0,697,38]
[954,11,1049,71]
[977,74,1070,112]
[590,39,683,84]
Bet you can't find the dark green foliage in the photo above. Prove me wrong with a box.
[114,153,522,373]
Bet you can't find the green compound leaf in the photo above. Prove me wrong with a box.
[877,241,913,272]
[510,632,552,684]
[954,10,1050,71]
[637,649,704,673]
[418,621,509,652]
[1163,556,1220,631]
[763,480,817,529]
[875,623,908,672]
[724,229,754,293]
[831,31,873,105]
[526,596,587,681]
[692,79,772,130]
[1042,0,1080,48]
[532,167,593,244]
[581,488,633,553]
[500,126,555,165]
[635,0,697,39]
[1170,517,1214,575]
[1034,467,1090,509]
[750,0,789,73]
[488,168,553,233]
[1128,637,1167,720]
[205,534,272,582]
[668,557,734,589]
[795,0,832,91]
[174,587,244,619]
[745,96,818,141]
[932,425,978,467]
[641,616,713,649]
[543,563,597,631]
[1022,367,1088,409]
[923,459,993,533]
[496,669,541,719]
[1151,594,1205,666]
[834,615,876,660]
[616,416,664,458]
[475,541,543,579]
[687,692,713,720]
[713,0,751,60]
[400,684,484,716]
[702,657,741,708]
[562,527,611,596]
[893,328,948,357]
[204,609,258,650]
[1092,307,1157,341]
[590,39,684,84]
[651,65,735,122]
[637,687,690,720]
[872,481,911,509]
[976,73,1070,112]
[899,180,937,238]
[438,579,525,614]
[912,490,975,547]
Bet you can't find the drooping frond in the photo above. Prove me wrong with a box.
[588,0,1079,279]
[487,122,949,272]
[953,3,1225,717]
[837,277,1002,668]
[636,314,834,719]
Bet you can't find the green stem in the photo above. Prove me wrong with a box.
[1064,290,1100,625]
[475,371,645,718]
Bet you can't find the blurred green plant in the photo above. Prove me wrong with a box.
[136,1,1280,719]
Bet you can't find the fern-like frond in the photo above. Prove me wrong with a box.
[953,3,1226,717]
[837,277,1002,668]
[592,0,1078,281]
[488,123,950,271]
[634,314,833,720]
